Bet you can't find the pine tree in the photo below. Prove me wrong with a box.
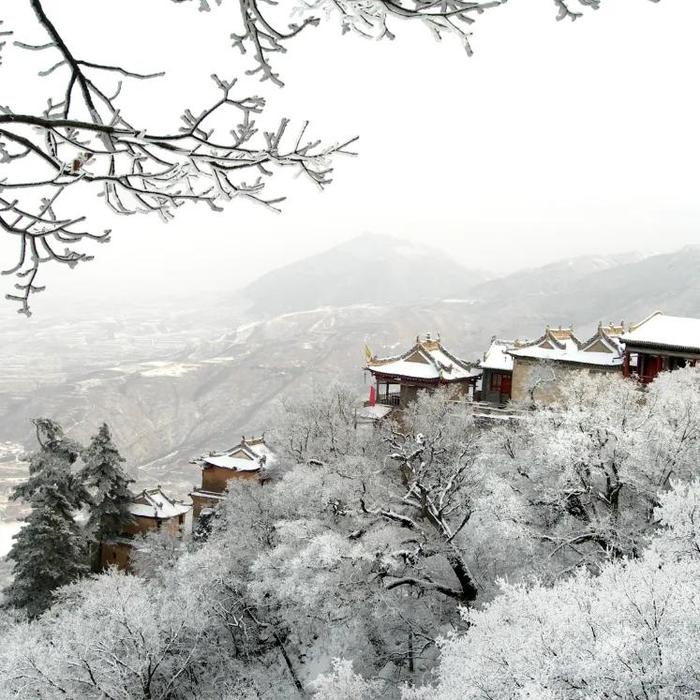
[4,419,90,617]
[81,424,134,563]
[12,418,87,507]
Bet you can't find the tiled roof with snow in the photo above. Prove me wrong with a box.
[621,312,700,353]
[203,455,261,471]
[367,335,480,382]
[246,441,276,465]
[509,324,623,367]
[479,339,520,372]
[509,346,623,367]
[368,358,443,379]
[129,487,191,519]
[579,330,624,355]
[196,436,275,472]
[190,489,225,500]
[528,327,581,352]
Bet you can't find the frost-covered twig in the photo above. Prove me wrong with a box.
[0,0,355,314]
[0,0,660,313]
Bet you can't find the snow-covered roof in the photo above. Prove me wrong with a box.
[203,455,260,471]
[621,312,700,353]
[579,330,624,355]
[366,334,480,382]
[129,487,191,520]
[509,324,624,367]
[357,404,395,421]
[238,438,276,465]
[368,358,442,379]
[190,489,225,500]
[479,338,526,372]
[528,327,581,351]
[509,346,623,367]
[196,435,275,472]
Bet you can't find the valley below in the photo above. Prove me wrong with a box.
[1,236,699,514]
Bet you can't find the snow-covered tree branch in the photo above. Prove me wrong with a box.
[0,0,654,314]
[1,370,699,696]
[401,479,700,700]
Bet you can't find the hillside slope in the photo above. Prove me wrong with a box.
[1,245,699,503]
[464,246,700,340]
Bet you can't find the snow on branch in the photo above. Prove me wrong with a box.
[0,0,658,314]
[172,0,624,87]
[0,19,11,65]
[0,0,356,314]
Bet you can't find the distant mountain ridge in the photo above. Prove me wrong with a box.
[238,234,492,316]
[542,245,700,324]
[237,234,662,323]
[473,246,700,337]
[466,251,646,305]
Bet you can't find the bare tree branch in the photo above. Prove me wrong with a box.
[0,1,356,314]
[0,0,660,313]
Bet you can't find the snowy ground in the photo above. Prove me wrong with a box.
[139,361,201,378]
[0,521,22,559]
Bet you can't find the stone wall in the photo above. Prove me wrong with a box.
[201,465,259,493]
[511,358,621,404]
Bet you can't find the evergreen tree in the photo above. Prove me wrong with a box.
[81,424,134,558]
[12,418,87,507]
[192,508,215,544]
[4,419,90,618]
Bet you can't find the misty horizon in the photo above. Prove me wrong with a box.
[1,233,698,324]
[2,0,700,320]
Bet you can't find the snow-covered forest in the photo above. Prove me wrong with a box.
[0,369,698,698]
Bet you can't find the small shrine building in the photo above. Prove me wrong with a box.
[365,333,481,409]
[190,435,274,522]
[100,486,192,571]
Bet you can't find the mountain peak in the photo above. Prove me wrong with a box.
[238,234,490,316]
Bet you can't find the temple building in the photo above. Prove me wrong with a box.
[100,486,192,571]
[190,435,274,522]
[621,311,700,383]
[478,337,529,404]
[508,324,625,403]
[365,333,481,409]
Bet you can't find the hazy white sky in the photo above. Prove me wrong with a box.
[1,0,699,315]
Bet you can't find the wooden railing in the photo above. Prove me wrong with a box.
[377,394,401,406]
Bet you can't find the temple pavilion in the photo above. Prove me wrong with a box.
[190,435,274,522]
[621,311,700,383]
[365,333,481,409]
[506,324,626,403]
[100,486,192,571]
